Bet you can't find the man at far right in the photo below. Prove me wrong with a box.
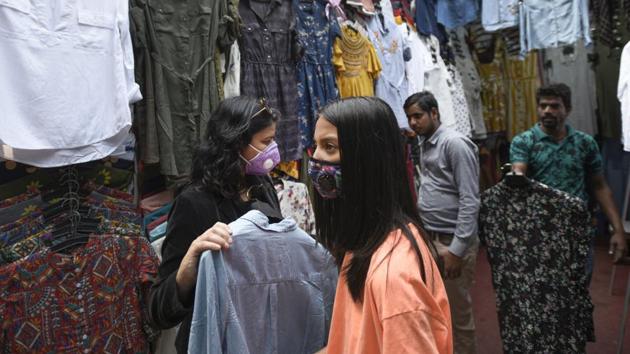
[510,83,627,282]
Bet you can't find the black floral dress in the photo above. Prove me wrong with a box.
[479,180,594,353]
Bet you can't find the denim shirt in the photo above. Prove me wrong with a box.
[436,0,479,30]
[481,0,519,32]
[414,0,447,45]
[519,0,592,56]
[367,15,409,129]
[188,210,338,354]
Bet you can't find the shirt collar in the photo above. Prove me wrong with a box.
[532,123,575,141]
[233,210,296,234]
[420,124,446,145]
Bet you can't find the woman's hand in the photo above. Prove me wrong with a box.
[175,222,233,305]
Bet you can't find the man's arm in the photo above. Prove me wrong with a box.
[509,133,531,175]
[592,174,628,262]
[449,138,480,258]
[441,138,479,279]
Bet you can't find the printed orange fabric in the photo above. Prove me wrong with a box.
[0,236,159,353]
[326,225,453,354]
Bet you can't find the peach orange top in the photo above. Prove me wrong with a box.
[325,225,452,354]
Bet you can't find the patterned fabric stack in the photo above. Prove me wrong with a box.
[0,236,159,353]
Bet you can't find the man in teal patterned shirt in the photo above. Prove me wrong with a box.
[510,83,627,271]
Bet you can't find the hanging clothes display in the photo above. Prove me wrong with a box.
[448,64,474,137]
[519,0,592,56]
[436,0,479,30]
[544,41,598,136]
[0,0,141,168]
[391,0,415,27]
[450,28,487,138]
[481,0,519,32]
[479,180,594,353]
[367,14,410,129]
[590,0,624,48]
[275,179,316,235]
[347,0,376,15]
[223,42,241,99]
[501,27,521,57]
[187,210,338,353]
[421,36,458,130]
[505,51,541,140]
[333,25,382,98]
[0,236,159,352]
[596,45,624,139]
[473,34,508,134]
[130,0,238,177]
[399,22,427,96]
[239,0,302,161]
[414,0,448,45]
[295,0,340,149]
[400,28,424,95]
[619,41,630,151]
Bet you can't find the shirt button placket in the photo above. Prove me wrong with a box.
[263,28,273,62]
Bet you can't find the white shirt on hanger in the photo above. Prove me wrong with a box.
[398,23,426,97]
[223,42,241,99]
[420,35,457,130]
[619,41,630,152]
[0,0,141,166]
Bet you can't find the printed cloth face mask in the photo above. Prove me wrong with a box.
[308,158,342,199]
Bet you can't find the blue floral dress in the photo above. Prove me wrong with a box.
[295,0,340,149]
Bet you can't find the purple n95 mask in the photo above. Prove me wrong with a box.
[241,141,281,175]
[308,158,342,199]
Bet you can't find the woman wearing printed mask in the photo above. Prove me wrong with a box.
[147,96,283,353]
[309,97,453,354]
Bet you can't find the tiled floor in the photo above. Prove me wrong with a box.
[472,244,630,354]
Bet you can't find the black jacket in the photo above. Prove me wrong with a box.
[146,175,281,353]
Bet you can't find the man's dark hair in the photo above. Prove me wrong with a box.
[404,91,440,113]
[536,83,572,110]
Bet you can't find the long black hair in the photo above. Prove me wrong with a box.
[313,96,434,302]
[191,96,278,198]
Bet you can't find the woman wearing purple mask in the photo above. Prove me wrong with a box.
[147,96,283,352]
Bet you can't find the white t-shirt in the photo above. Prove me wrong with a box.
[421,35,457,130]
[398,22,426,97]
[620,42,630,151]
[0,0,141,166]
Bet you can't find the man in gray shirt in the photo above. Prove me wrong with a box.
[405,91,480,354]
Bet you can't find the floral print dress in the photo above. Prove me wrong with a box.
[479,180,594,353]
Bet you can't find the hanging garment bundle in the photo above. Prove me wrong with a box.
[479,179,594,353]
[367,11,410,130]
[129,0,239,177]
[238,0,303,162]
[0,0,141,167]
[295,0,340,149]
[0,234,159,353]
[188,210,338,354]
